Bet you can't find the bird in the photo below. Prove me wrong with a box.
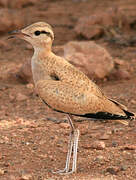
[9,22,135,175]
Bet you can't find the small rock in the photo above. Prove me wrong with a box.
[9,0,36,8]
[114,58,125,65]
[112,128,123,134]
[0,84,9,91]
[120,165,128,171]
[60,123,70,129]
[95,155,104,161]
[99,133,110,140]
[78,123,88,135]
[26,83,34,89]
[0,0,36,8]
[130,99,136,104]
[112,141,118,147]
[75,7,130,39]
[0,169,5,175]
[106,167,118,175]
[21,173,33,180]
[83,141,105,150]
[120,145,136,150]
[64,41,114,80]
[16,93,28,101]
[115,68,131,80]
[47,117,62,124]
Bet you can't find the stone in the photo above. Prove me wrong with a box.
[0,0,36,8]
[10,0,36,8]
[0,8,24,34]
[120,165,128,171]
[110,68,131,80]
[99,133,110,140]
[60,123,70,129]
[120,145,136,150]
[83,141,105,150]
[21,173,33,180]
[0,168,5,175]
[16,93,28,101]
[95,155,104,161]
[115,69,131,80]
[112,141,118,147]
[64,41,114,80]
[106,167,118,175]
[26,83,34,89]
[75,7,130,39]
[114,58,125,65]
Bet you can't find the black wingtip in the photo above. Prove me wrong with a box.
[77,111,135,120]
[123,110,135,117]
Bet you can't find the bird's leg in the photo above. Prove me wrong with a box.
[52,114,80,175]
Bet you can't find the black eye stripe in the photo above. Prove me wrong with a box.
[34,30,50,36]
[41,31,50,34]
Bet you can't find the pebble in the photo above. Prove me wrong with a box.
[99,133,110,140]
[112,141,118,147]
[83,141,105,150]
[121,145,136,150]
[26,83,34,89]
[16,93,28,101]
[95,155,104,161]
[130,99,136,104]
[106,167,118,175]
[47,117,62,124]
[112,128,123,134]
[60,122,70,129]
[0,169,5,175]
[114,58,125,65]
[21,173,33,180]
[120,165,128,171]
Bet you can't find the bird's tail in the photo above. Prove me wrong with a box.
[109,98,135,125]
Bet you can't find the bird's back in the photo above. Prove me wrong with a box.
[34,53,134,120]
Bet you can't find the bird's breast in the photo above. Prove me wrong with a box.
[31,58,52,84]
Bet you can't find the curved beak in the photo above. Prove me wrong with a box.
[8,30,29,39]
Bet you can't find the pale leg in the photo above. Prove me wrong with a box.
[52,114,80,175]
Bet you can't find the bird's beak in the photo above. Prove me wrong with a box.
[8,30,29,39]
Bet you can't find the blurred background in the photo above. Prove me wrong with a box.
[0,0,136,179]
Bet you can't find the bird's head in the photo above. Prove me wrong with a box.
[8,22,54,49]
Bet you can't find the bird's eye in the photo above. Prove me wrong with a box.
[34,31,41,36]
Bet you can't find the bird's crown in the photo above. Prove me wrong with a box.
[22,22,54,41]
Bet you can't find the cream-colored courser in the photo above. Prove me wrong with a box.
[9,22,135,175]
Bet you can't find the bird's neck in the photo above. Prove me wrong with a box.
[33,44,52,57]
[32,44,55,84]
